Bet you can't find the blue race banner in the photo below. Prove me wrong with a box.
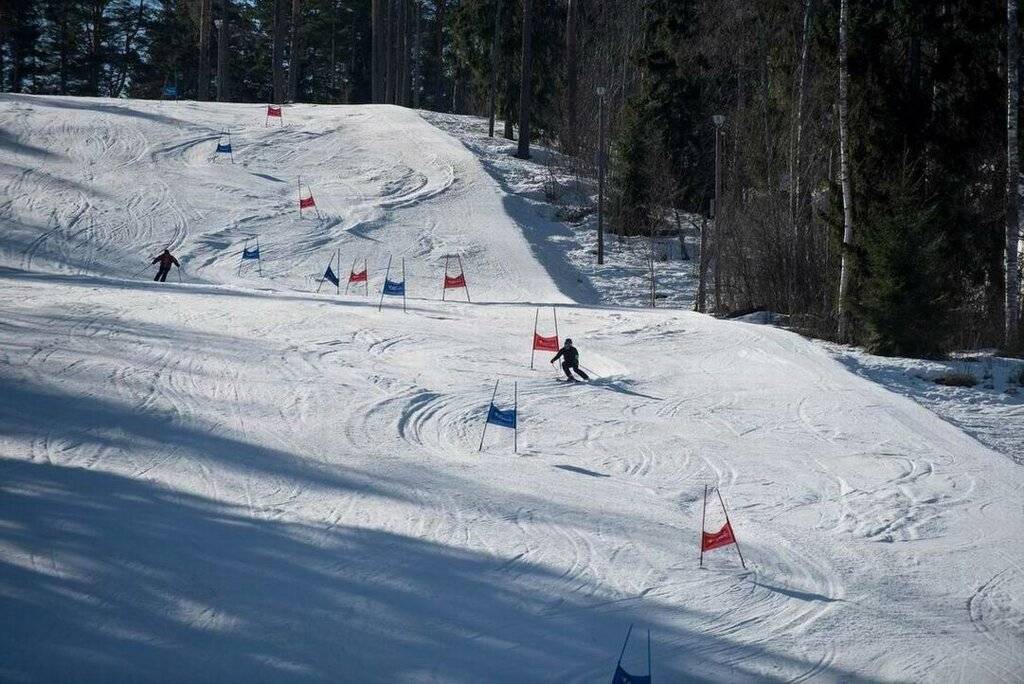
[324,265,339,286]
[486,404,517,429]
[216,143,232,153]
[242,247,260,260]
[383,279,405,296]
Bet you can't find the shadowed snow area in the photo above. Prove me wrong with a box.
[1,95,1023,682]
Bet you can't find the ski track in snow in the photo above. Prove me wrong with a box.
[1,94,1023,683]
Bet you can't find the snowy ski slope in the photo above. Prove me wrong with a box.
[1,94,1023,683]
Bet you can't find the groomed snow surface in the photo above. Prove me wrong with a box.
[1,94,1023,683]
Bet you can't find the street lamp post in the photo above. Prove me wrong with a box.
[712,113,725,313]
[596,85,607,265]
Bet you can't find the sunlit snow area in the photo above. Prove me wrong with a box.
[1,94,1022,682]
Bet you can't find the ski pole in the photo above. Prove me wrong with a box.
[131,262,152,278]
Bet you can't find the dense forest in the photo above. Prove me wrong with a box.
[1,0,1021,358]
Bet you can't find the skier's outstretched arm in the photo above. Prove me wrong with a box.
[550,350,564,363]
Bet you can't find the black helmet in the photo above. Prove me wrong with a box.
[564,338,573,346]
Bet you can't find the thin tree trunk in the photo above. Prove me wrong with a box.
[836,0,855,341]
[287,0,301,102]
[401,0,411,105]
[564,0,578,153]
[515,0,533,159]
[503,49,515,139]
[385,0,394,102]
[216,0,229,101]
[90,0,105,96]
[412,0,422,107]
[1007,0,1021,350]
[433,0,446,109]
[372,0,384,102]
[111,0,145,97]
[790,0,811,226]
[487,0,500,136]
[272,0,286,102]
[197,0,211,100]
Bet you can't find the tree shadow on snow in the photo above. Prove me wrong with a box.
[0,459,880,683]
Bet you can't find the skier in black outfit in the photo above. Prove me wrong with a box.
[551,338,590,381]
[151,248,180,282]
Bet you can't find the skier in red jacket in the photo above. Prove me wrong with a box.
[152,249,180,282]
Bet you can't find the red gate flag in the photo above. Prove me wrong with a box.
[701,521,736,552]
[267,105,282,117]
[444,273,466,289]
[299,195,316,209]
[533,333,559,351]
[349,269,368,283]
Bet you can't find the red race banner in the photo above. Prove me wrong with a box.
[444,273,466,289]
[267,106,282,117]
[299,195,316,209]
[533,333,559,352]
[701,521,736,552]
[349,269,368,283]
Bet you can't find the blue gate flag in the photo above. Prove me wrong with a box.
[216,142,232,154]
[486,404,517,429]
[242,246,260,260]
[163,84,178,97]
[611,665,650,684]
[324,265,339,286]
[383,279,405,296]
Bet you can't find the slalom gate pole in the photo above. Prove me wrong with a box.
[553,307,559,342]
[700,484,708,568]
[401,258,407,313]
[647,629,652,681]
[513,381,518,453]
[316,252,327,293]
[237,238,248,277]
[442,255,449,301]
[230,134,235,163]
[298,176,302,218]
[531,308,539,369]
[364,258,369,296]
[345,257,357,294]
[336,249,340,294]
[616,623,634,667]
[256,237,263,277]
[176,264,182,283]
[716,488,746,569]
[458,254,471,302]
[378,255,392,312]
[478,379,500,451]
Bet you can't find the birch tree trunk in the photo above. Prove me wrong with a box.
[836,0,856,342]
[1007,0,1021,349]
